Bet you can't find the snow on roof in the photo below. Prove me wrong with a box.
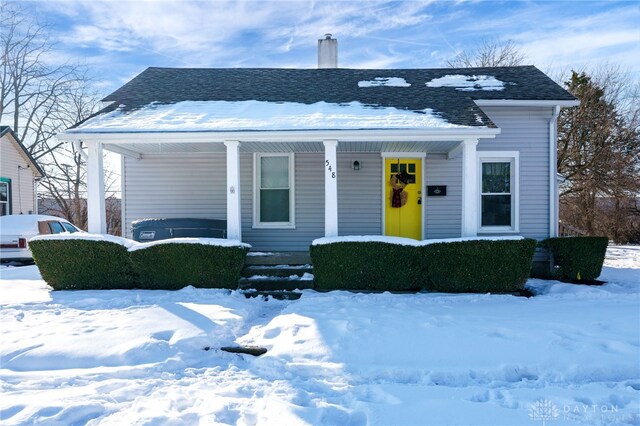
[358,77,411,88]
[128,237,251,252]
[0,214,73,235]
[426,75,506,91]
[71,100,478,133]
[30,233,137,248]
[312,235,524,246]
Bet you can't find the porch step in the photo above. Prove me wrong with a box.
[245,251,311,266]
[242,290,303,301]
[238,264,314,291]
[241,264,313,278]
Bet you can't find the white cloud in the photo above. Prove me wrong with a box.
[23,0,640,88]
[45,0,435,67]
[511,6,640,76]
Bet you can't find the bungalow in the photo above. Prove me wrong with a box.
[0,126,45,216]
[60,36,578,268]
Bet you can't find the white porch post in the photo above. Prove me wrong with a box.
[86,141,106,234]
[224,141,242,241]
[323,140,338,237]
[461,138,479,237]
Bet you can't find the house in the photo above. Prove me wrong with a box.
[0,126,45,216]
[60,36,578,268]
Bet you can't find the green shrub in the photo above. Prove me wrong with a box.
[310,241,421,291]
[419,239,537,293]
[130,242,249,290]
[30,237,137,290]
[541,236,608,282]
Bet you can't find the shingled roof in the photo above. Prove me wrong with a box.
[73,65,575,132]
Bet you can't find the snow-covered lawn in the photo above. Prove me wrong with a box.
[1,247,638,425]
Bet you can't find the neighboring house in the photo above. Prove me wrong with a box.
[0,126,44,216]
[60,36,578,268]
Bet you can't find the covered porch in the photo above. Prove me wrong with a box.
[71,127,499,248]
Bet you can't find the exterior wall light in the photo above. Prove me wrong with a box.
[352,160,361,171]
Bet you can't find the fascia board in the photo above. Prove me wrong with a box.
[474,99,580,107]
[58,128,501,144]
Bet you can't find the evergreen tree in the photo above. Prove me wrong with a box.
[558,71,640,242]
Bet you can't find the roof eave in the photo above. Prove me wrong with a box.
[474,99,580,107]
[59,127,501,144]
[0,127,46,177]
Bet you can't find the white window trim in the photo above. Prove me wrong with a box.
[0,180,10,216]
[477,151,520,233]
[253,153,296,229]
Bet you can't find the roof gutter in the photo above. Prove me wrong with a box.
[58,127,501,144]
[474,99,580,107]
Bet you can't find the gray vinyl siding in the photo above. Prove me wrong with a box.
[338,153,382,236]
[240,153,324,252]
[123,153,226,237]
[478,106,554,241]
[243,153,383,250]
[121,106,555,250]
[425,155,462,239]
[123,152,380,251]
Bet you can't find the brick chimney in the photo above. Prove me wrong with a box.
[318,34,338,68]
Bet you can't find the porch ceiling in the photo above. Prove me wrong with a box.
[104,140,462,156]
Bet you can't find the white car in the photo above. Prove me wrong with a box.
[0,214,82,264]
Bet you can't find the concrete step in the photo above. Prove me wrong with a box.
[238,276,314,291]
[241,264,313,278]
[241,290,303,300]
[245,251,311,265]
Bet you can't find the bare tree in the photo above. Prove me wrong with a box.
[447,39,526,68]
[0,2,86,160]
[36,81,122,234]
[1,1,121,234]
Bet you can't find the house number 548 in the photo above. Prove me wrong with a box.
[325,160,336,179]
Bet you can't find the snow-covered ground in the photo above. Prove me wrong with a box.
[1,246,638,425]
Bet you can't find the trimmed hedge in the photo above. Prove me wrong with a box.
[419,239,537,293]
[310,242,421,291]
[310,238,537,293]
[541,236,608,282]
[130,242,249,290]
[30,239,137,290]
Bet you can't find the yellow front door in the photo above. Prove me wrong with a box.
[385,158,422,240]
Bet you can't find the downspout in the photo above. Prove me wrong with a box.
[34,177,39,214]
[121,154,126,237]
[549,106,560,237]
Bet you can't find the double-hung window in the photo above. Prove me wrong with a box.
[478,152,519,232]
[254,153,295,228]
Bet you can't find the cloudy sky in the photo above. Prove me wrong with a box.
[15,0,640,95]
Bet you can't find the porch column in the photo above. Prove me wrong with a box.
[224,141,242,241]
[86,141,106,234]
[461,138,479,237]
[323,140,338,237]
